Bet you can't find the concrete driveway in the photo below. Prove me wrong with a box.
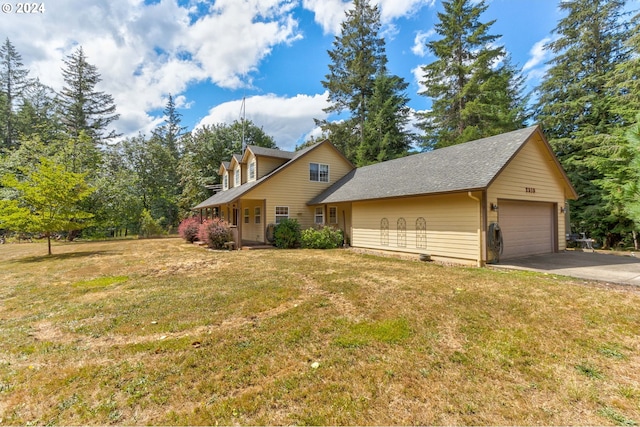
[494,250,640,286]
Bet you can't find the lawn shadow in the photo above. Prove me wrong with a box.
[10,250,123,264]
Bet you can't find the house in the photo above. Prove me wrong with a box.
[193,125,577,266]
[193,140,355,245]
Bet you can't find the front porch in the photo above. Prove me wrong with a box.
[196,198,268,249]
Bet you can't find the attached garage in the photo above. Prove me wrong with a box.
[310,125,578,266]
[498,200,556,259]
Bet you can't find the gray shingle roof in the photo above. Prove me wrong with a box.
[247,145,295,160]
[309,126,542,205]
[193,140,330,210]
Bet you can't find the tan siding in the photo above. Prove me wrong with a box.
[257,157,288,179]
[244,143,355,230]
[488,134,568,251]
[323,202,352,244]
[351,194,480,264]
[240,200,265,242]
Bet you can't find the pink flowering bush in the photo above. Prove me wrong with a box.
[198,218,232,249]
[178,217,201,243]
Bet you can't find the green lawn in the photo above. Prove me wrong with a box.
[0,238,638,425]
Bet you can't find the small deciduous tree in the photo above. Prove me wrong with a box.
[0,157,94,255]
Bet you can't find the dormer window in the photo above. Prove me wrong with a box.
[223,173,228,190]
[310,163,329,182]
[249,161,256,181]
[234,167,241,187]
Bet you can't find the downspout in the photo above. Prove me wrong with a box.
[467,191,484,267]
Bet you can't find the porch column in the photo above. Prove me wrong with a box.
[237,200,243,249]
[263,199,268,244]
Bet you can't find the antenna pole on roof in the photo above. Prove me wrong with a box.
[240,95,246,151]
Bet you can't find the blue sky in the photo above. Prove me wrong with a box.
[2,0,632,151]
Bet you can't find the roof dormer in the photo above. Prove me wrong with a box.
[219,161,231,191]
[229,154,244,188]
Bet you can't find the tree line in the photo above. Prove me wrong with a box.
[1,0,640,251]
[319,0,640,249]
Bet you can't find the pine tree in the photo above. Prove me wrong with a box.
[15,79,62,145]
[534,0,632,247]
[622,115,640,249]
[58,46,120,143]
[0,38,32,150]
[418,0,527,150]
[320,0,388,161]
[357,73,414,166]
[155,94,186,159]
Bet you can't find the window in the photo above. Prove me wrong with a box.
[315,207,324,225]
[223,173,228,190]
[255,207,261,224]
[275,206,289,224]
[397,218,407,247]
[380,218,389,246]
[234,168,241,187]
[249,161,256,180]
[244,208,250,224]
[329,206,338,224]
[310,163,329,182]
[416,217,427,249]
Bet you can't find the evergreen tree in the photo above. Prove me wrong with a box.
[622,115,640,249]
[0,38,32,150]
[357,73,414,166]
[534,0,632,246]
[58,46,120,143]
[418,0,528,150]
[15,79,63,145]
[154,94,186,159]
[320,0,388,161]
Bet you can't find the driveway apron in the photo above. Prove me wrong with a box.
[493,251,640,286]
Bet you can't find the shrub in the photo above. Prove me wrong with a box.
[274,218,301,249]
[139,209,165,238]
[178,217,200,243]
[301,226,344,249]
[198,218,232,249]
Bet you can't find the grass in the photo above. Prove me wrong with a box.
[1,238,639,425]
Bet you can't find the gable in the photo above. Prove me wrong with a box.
[489,129,577,200]
[243,141,354,200]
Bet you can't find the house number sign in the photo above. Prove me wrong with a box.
[525,187,536,193]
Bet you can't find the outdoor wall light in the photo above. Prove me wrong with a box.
[490,203,499,211]
[560,206,566,213]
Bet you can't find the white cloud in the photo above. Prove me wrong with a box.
[523,37,553,81]
[378,0,435,23]
[1,0,303,139]
[411,29,435,57]
[411,65,427,95]
[302,0,435,35]
[302,0,351,35]
[196,92,331,151]
[523,37,551,71]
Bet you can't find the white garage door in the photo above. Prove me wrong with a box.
[499,200,555,259]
